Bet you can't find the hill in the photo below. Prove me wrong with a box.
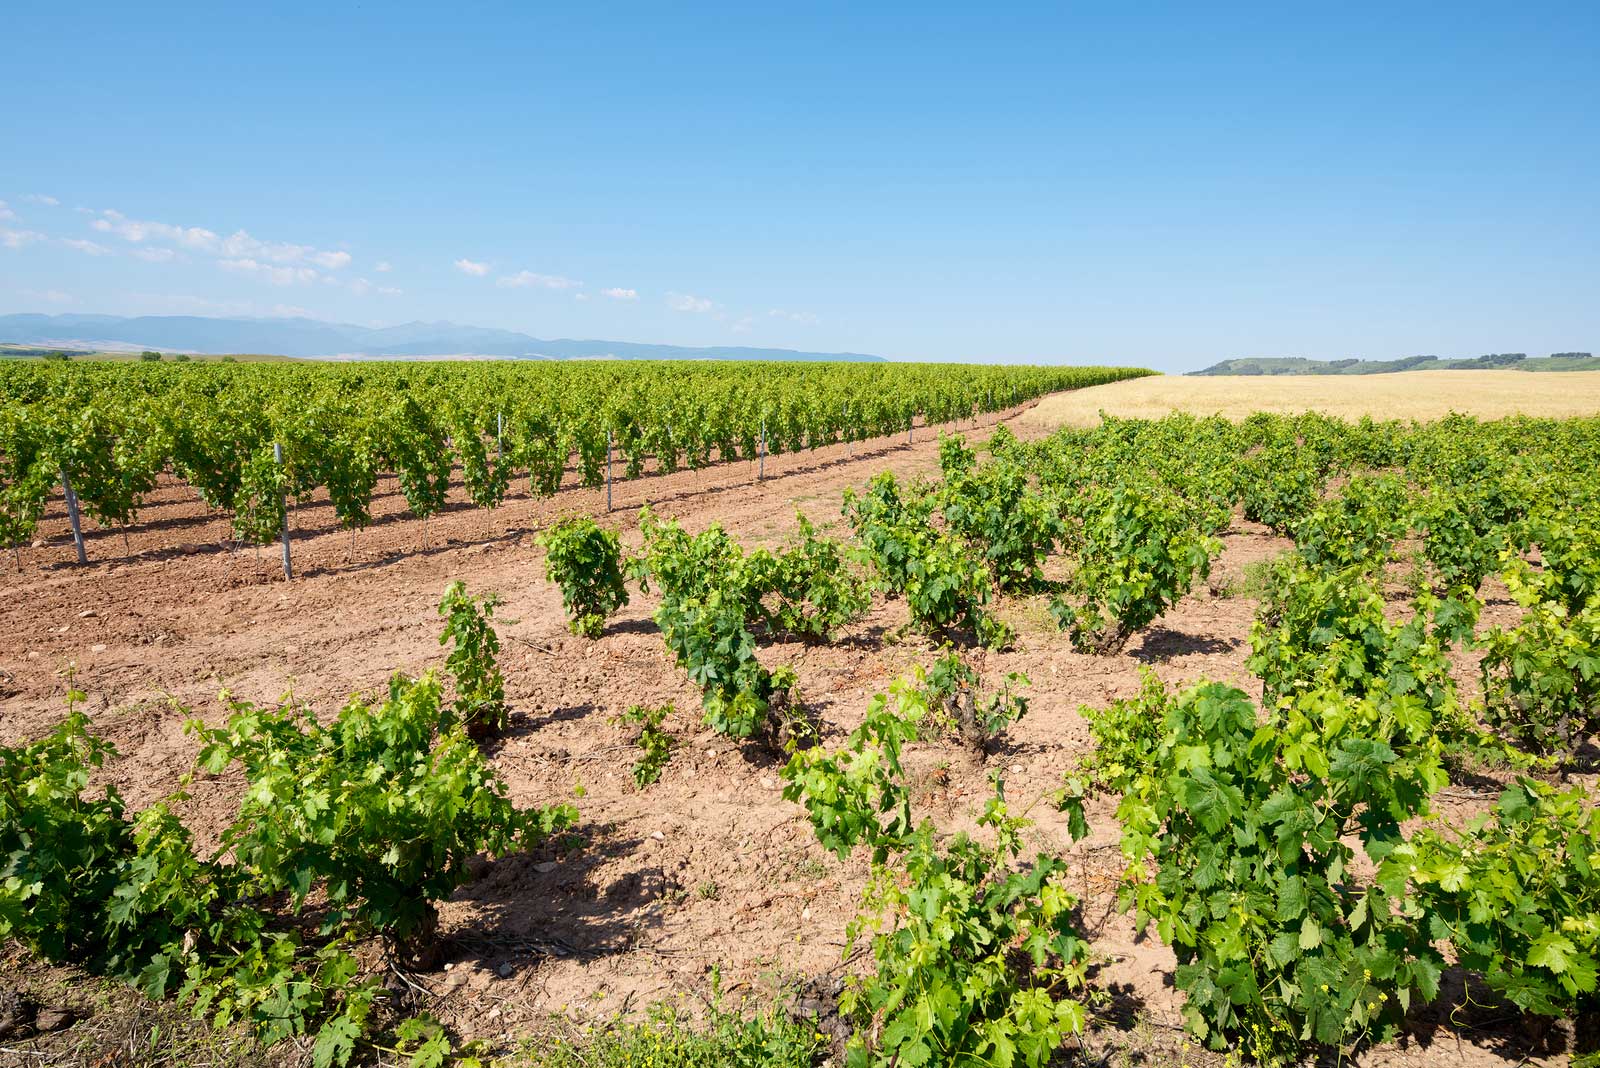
[1192,352,1597,375]
[0,313,886,362]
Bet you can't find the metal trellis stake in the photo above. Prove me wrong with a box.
[59,464,87,565]
[274,443,292,580]
[496,411,504,460]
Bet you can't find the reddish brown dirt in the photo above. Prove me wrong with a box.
[0,403,1563,1067]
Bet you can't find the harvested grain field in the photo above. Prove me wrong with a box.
[1022,369,1600,427]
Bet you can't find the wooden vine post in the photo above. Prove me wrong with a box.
[605,430,614,513]
[59,464,87,565]
[274,443,293,580]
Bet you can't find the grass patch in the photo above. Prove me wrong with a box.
[790,857,828,882]
[510,999,824,1068]
[1214,558,1276,600]
[0,953,269,1068]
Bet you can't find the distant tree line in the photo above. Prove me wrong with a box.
[1195,352,1597,376]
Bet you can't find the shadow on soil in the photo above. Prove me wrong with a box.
[1131,626,1242,661]
[448,822,662,966]
[1390,967,1600,1063]
[498,703,602,741]
[603,617,661,638]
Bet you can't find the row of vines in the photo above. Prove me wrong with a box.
[0,359,1149,559]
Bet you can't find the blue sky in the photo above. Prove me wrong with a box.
[2,3,1597,371]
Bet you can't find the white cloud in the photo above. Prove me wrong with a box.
[731,316,755,334]
[602,287,639,301]
[93,209,219,250]
[19,287,72,305]
[347,277,404,297]
[0,201,13,221]
[61,237,113,256]
[454,257,491,277]
[23,194,60,207]
[220,230,345,267]
[1,228,44,249]
[575,293,590,301]
[219,231,289,258]
[374,260,392,272]
[768,308,820,324]
[219,257,321,286]
[86,209,358,282]
[497,270,583,290]
[667,292,715,313]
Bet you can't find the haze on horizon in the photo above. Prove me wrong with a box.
[2,3,1596,373]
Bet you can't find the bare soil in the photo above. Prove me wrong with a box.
[0,402,1570,1066]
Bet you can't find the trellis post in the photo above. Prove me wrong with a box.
[274,443,292,580]
[59,465,87,565]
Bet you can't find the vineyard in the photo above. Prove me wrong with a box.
[3,387,1600,1068]
[0,359,1145,567]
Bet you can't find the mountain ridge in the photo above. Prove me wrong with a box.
[0,313,887,362]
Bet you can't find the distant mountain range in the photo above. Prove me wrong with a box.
[0,313,886,362]
[1192,353,1598,376]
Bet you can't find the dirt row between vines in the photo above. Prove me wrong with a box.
[0,398,1551,1067]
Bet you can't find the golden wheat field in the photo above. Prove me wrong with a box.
[1022,369,1600,427]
